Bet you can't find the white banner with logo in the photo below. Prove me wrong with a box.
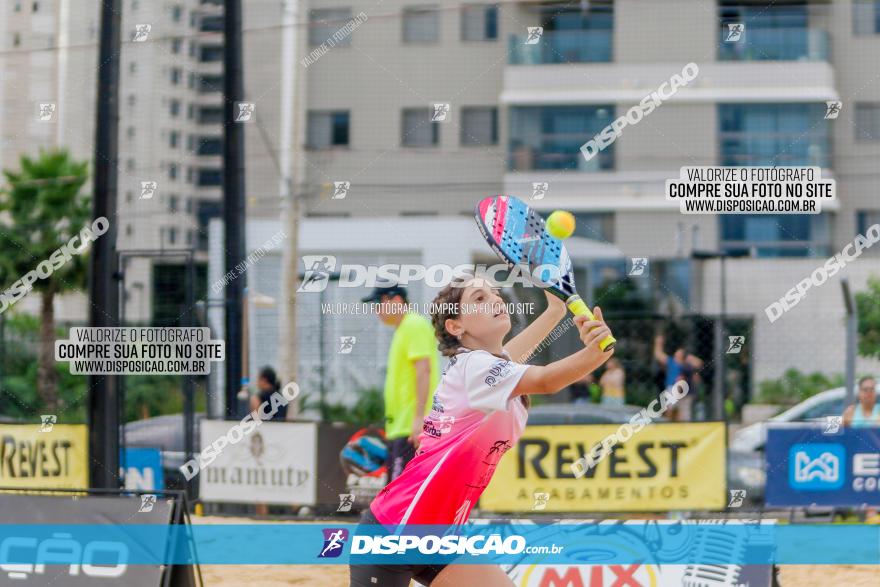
[198,420,317,505]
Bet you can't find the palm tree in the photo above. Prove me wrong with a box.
[0,149,90,412]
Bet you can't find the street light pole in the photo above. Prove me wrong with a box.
[715,254,727,422]
[88,0,121,490]
[693,250,744,422]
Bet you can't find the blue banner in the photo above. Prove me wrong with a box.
[0,523,878,565]
[765,426,880,507]
[120,447,164,491]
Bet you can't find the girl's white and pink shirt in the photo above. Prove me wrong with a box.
[369,348,531,527]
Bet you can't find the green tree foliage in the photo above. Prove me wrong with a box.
[0,314,87,421]
[756,369,845,405]
[306,387,384,425]
[0,149,90,411]
[856,276,880,359]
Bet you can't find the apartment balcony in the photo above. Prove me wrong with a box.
[502,61,837,106]
[195,58,223,77]
[508,30,612,65]
[718,27,829,61]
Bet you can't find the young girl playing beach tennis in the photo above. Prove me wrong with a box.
[349,274,615,587]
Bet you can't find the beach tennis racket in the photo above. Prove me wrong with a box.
[475,195,615,352]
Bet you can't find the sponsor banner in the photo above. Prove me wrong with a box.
[0,493,180,586]
[477,518,773,587]
[0,424,88,490]
[198,420,316,505]
[121,448,164,491]
[766,426,880,507]
[4,522,880,565]
[481,422,726,512]
[506,564,772,587]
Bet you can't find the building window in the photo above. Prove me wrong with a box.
[461,107,497,146]
[402,108,439,147]
[196,136,223,155]
[718,1,816,61]
[128,94,136,107]
[169,163,178,180]
[719,103,830,167]
[307,111,350,148]
[171,5,182,23]
[403,6,439,43]
[509,105,615,171]
[575,212,614,243]
[200,15,224,33]
[720,214,830,258]
[126,191,133,203]
[170,99,180,117]
[13,33,21,47]
[127,126,135,139]
[169,130,180,148]
[309,8,353,46]
[168,227,177,245]
[169,195,179,213]
[197,74,223,93]
[126,224,133,236]
[129,62,136,74]
[171,37,182,53]
[197,105,223,124]
[186,198,193,213]
[32,2,38,13]
[462,4,497,41]
[170,67,181,85]
[853,0,880,34]
[857,210,880,236]
[855,103,880,141]
[126,159,135,171]
[199,45,224,62]
[510,1,613,64]
[197,168,223,186]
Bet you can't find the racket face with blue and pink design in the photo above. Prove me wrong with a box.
[474,195,576,299]
[474,195,616,351]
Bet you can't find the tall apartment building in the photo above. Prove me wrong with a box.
[284,0,880,393]
[0,0,234,323]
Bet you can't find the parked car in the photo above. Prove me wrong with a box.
[123,413,205,491]
[730,387,859,453]
[525,403,764,504]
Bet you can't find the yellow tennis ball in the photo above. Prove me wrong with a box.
[546,210,575,239]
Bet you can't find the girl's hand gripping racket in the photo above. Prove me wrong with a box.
[475,195,616,352]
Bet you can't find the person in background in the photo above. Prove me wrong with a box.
[362,283,439,482]
[599,357,626,406]
[569,372,596,404]
[249,366,286,421]
[843,376,880,523]
[843,376,880,427]
[248,366,285,516]
[653,334,703,421]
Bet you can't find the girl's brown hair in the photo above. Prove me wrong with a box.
[430,276,530,409]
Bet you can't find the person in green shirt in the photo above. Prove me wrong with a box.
[362,283,439,480]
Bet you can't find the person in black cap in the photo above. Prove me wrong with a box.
[362,283,439,482]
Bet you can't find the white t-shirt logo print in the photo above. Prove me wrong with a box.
[484,359,514,387]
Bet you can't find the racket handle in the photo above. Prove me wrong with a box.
[567,296,616,352]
